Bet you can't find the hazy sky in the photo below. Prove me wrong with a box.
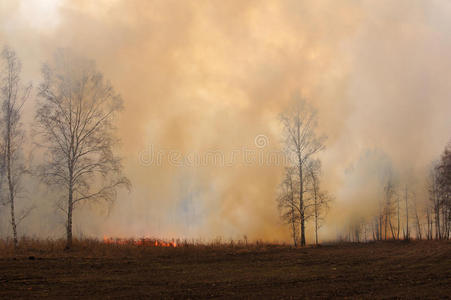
[1,0,450,242]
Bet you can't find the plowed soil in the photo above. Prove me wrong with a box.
[0,240,450,298]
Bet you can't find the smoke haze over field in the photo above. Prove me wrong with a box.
[0,0,450,242]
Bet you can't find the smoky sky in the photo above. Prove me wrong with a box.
[0,0,450,241]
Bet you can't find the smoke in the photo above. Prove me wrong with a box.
[0,0,450,242]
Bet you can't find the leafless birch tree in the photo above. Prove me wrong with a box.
[280,97,326,246]
[35,50,130,249]
[0,46,32,248]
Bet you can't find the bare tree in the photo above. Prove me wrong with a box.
[412,193,423,240]
[277,167,299,246]
[305,159,330,245]
[280,97,325,246]
[427,142,451,240]
[436,142,450,239]
[35,50,130,249]
[347,219,366,243]
[403,185,410,240]
[428,165,442,239]
[383,171,396,240]
[372,216,380,241]
[425,207,432,240]
[376,197,383,241]
[0,46,32,248]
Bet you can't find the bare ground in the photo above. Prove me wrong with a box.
[0,240,450,299]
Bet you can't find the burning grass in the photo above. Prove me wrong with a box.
[0,236,287,258]
[102,236,177,247]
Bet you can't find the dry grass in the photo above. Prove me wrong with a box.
[0,236,288,258]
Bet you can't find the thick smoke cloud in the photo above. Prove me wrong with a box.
[0,0,450,242]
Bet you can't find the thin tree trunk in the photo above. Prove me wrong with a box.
[6,101,17,249]
[66,183,73,249]
[417,208,423,240]
[364,224,367,242]
[291,206,296,246]
[389,218,395,240]
[299,160,305,246]
[314,180,319,245]
[9,187,17,249]
[405,186,409,240]
[397,195,400,240]
[384,208,388,240]
[443,208,449,240]
[315,208,318,245]
[379,214,382,241]
[290,178,296,247]
[435,197,441,240]
[374,222,377,241]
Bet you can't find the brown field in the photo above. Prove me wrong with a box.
[0,239,450,299]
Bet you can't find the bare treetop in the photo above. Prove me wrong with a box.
[280,99,326,167]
